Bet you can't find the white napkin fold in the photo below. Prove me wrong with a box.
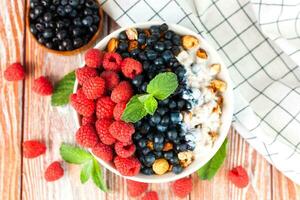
[99,0,300,184]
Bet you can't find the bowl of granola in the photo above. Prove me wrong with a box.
[71,22,233,183]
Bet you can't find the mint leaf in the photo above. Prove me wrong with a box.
[197,138,227,180]
[146,72,178,100]
[80,160,93,184]
[92,159,108,192]
[121,95,147,123]
[138,94,152,103]
[51,71,76,106]
[144,95,157,115]
[60,143,93,164]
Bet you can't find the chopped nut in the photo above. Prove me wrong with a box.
[217,96,223,106]
[210,63,221,75]
[212,104,221,114]
[144,29,151,37]
[178,151,194,168]
[210,80,227,92]
[209,131,218,142]
[183,111,193,122]
[163,142,173,151]
[196,48,208,59]
[141,44,147,49]
[152,159,169,175]
[128,40,138,52]
[168,164,173,172]
[107,38,119,52]
[182,35,199,50]
[146,141,154,150]
[126,28,138,40]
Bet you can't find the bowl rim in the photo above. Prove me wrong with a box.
[73,21,234,183]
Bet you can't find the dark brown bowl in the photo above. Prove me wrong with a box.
[26,1,104,56]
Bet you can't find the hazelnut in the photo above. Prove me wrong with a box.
[178,151,194,168]
[107,38,119,52]
[209,131,218,142]
[144,29,151,37]
[152,158,169,175]
[147,141,154,150]
[126,28,138,40]
[196,48,208,59]
[182,35,199,50]
[210,80,227,92]
[163,142,173,151]
[210,63,221,75]
[128,40,138,52]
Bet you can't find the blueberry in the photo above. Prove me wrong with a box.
[133,132,143,141]
[73,38,83,48]
[84,8,93,15]
[141,147,151,155]
[30,24,38,35]
[160,115,170,126]
[172,165,183,174]
[35,23,45,32]
[170,111,182,123]
[146,132,154,140]
[29,11,37,20]
[169,157,179,165]
[186,101,192,110]
[57,30,67,40]
[53,0,60,5]
[146,36,157,46]
[143,61,150,71]
[137,33,146,45]
[168,100,177,109]
[85,0,97,8]
[93,15,100,23]
[43,29,54,39]
[164,30,174,40]
[148,119,156,127]
[156,124,168,132]
[150,25,160,34]
[175,67,187,80]
[156,107,168,116]
[177,99,185,110]
[141,82,148,92]
[146,50,157,60]
[130,49,140,58]
[187,141,196,151]
[118,31,127,40]
[160,23,168,32]
[154,133,164,144]
[154,142,164,151]
[63,19,71,27]
[172,46,181,55]
[82,16,93,26]
[138,138,147,148]
[89,25,98,33]
[57,5,66,16]
[140,124,150,134]
[65,5,73,13]
[154,42,165,52]
[162,50,173,62]
[58,44,65,51]
[72,27,82,37]
[153,58,164,66]
[34,6,44,16]
[159,98,169,105]
[37,36,46,44]
[164,40,173,50]
[164,151,174,160]
[43,12,52,22]
[45,42,53,49]
[69,0,79,6]
[73,18,82,26]
[172,34,181,45]
[138,52,147,61]
[167,128,178,141]
[144,153,155,166]
[141,167,154,175]
[135,121,142,128]
[132,75,144,86]
[121,52,130,58]
[118,41,128,52]
[179,144,188,151]
[61,0,68,5]
[154,151,163,158]
[150,114,161,125]
[62,39,73,50]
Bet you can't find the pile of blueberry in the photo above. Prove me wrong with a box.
[116,24,197,175]
[29,0,100,51]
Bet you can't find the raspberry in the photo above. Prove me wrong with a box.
[32,76,53,96]
[141,191,159,200]
[82,77,106,99]
[113,102,127,121]
[75,67,98,85]
[81,115,96,126]
[109,121,135,143]
[85,49,104,68]
[23,140,46,158]
[228,166,249,188]
[44,161,64,182]
[111,81,133,103]
[127,180,148,197]
[114,156,141,176]
[92,142,113,162]
[76,125,99,148]
[100,71,120,90]
[102,52,122,71]
[115,141,136,158]
[121,58,143,79]
[96,96,115,119]
[70,89,95,117]
[4,62,25,81]
[95,119,116,145]
[172,177,193,198]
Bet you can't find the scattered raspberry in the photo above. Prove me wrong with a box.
[23,140,46,158]
[172,177,193,198]
[95,119,116,145]
[111,81,133,103]
[92,142,113,162]
[102,52,122,71]
[70,89,95,117]
[82,76,105,99]
[127,180,149,197]
[4,62,25,81]
[85,49,104,68]
[32,76,53,96]
[75,125,99,148]
[100,71,120,90]
[44,161,64,182]
[141,191,159,200]
[115,141,136,158]
[109,121,135,143]
[121,58,143,79]
[81,115,96,126]
[75,67,98,85]
[228,166,249,188]
[96,96,115,119]
[113,102,127,121]
[114,156,141,176]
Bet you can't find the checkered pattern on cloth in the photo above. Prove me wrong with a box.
[99,0,300,184]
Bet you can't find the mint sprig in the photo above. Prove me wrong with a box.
[121,72,178,123]
[197,138,228,180]
[51,71,76,106]
[60,144,108,192]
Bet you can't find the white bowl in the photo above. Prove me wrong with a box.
[73,22,234,183]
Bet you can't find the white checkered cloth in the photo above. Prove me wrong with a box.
[99,0,300,184]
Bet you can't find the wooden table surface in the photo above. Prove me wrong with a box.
[1,1,300,199]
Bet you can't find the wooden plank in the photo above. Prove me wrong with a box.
[0,0,25,199]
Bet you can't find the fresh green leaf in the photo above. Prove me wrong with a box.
[80,160,93,184]
[51,71,76,106]
[92,159,108,192]
[146,72,178,100]
[197,138,228,180]
[121,95,147,123]
[60,143,93,164]
[143,95,157,115]
[137,94,152,103]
